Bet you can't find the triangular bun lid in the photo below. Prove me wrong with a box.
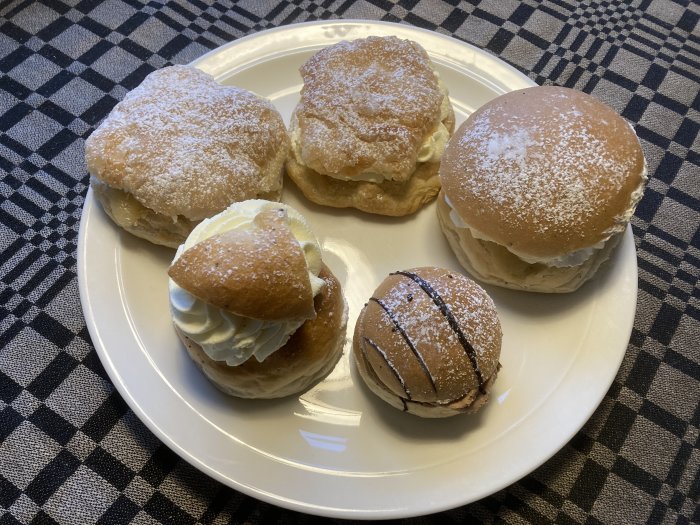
[168,206,316,322]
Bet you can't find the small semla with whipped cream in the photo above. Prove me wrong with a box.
[167,200,348,399]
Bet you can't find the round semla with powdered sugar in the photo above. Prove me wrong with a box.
[437,85,647,293]
[353,267,502,418]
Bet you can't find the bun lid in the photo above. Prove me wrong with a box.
[168,207,316,322]
[440,86,646,259]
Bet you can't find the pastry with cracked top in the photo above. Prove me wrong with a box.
[286,36,455,216]
[85,65,289,248]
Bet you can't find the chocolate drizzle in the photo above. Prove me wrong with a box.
[368,297,438,394]
[392,271,486,392]
[362,337,411,401]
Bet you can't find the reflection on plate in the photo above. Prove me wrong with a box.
[78,21,637,519]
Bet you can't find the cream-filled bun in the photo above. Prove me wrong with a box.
[168,200,347,399]
[438,86,647,293]
[85,65,289,248]
[286,36,455,216]
[353,267,501,418]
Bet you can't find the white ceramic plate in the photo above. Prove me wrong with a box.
[78,21,637,519]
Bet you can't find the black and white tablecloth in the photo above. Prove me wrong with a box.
[1,1,698,523]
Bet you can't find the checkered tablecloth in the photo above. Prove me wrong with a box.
[1,1,698,523]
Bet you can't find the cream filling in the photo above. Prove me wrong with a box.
[415,77,452,164]
[444,160,647,268]
[291,76,451,183]
[169,200,324,366]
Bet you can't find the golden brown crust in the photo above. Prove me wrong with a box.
[285,152,443,216]
[85,65,288,223]
[440,86,646,259]
[352,267,501,417]
[168,207,316,322]
[177,265,348,399]
[293,36,446,182]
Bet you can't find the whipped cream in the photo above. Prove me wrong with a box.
[416,77,451,164]
[445,196,602,267]
[415,121,450,163]
[169,200,324,366]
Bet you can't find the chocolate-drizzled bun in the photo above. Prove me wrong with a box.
[353,267,502,418]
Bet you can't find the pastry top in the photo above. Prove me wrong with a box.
[291,36,450,183]
[169,204,318,323]
[355,267,501,405]
[85,65,288,221]
[440,86,646,260]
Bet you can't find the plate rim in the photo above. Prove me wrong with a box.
[78,19,637,519]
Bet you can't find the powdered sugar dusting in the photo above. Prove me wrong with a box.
[460,107,619,229]
[85,65,288,220]
[364,268,501,403]
[179,231,308,299]
[428,271,501,371]
[444,86,645,254]
[293,36,444,181]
